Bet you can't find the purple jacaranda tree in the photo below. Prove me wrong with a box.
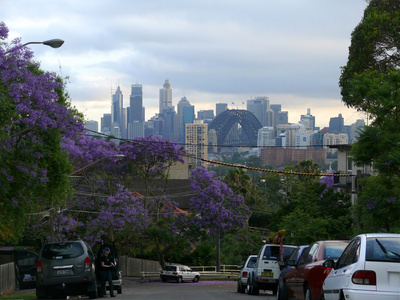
[189,167,250,235]
[0,22,83,243]
[59,134,150,245]
[119,135,186,211]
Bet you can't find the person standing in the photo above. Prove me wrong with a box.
[99,247,116,297]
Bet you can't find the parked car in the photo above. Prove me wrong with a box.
[0,248,38,290]
[160,264,200,283]
[95,242,123,294]
[247,243,298,295]
[277,245,310,300]
[279,240,349,300]
[237,255,257,293]
[322,233,400,300]
[36,240,98,299]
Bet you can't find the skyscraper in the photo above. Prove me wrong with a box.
[128,84,144,138]
[185,120,208,168]
[247,97,269,126]
[329,114,344,133]
[112,86,123,126]
[159,79,172,114]
[130,84,143,122]
[216,103,228,116]
[177,96,192,143]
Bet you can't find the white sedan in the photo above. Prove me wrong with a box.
[322,233,400,300]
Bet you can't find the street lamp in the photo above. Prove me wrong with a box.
[69,154,125,176]
[5,38,64,54]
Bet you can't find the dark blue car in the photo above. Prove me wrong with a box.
[277,245,309,300]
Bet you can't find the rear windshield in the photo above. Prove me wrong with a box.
[246,257,257,268]
[163,266,177,271]
[41,242,84,259]
[324,243,348,260]
[262,246,296,261]
[366,237,400,262]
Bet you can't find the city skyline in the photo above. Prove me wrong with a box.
[2,1,369,128]
[97,80,365,132]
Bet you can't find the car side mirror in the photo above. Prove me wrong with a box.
[286,259,296,267]
[237,265,243,269]
[323,259,335,269]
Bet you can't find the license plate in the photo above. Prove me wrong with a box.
[261,272,273,277]
[56,269,72,275]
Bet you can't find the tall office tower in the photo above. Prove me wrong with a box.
[197,110,214,120]
[349,119,365,143]
[329,114,344,133]
[300,108,316,130]
[84,120,98,136]
[101,113,111,135]
[257,126,275,155]
[185,120,208,168]
[275,111,289,126]
[216,103,228,116]
[270,104,281,114]
[265,109,274,127]
[247,97,269,126]
[112,85,124,131]
[162,106,178,141]
[159,79,172,114]
[128,84,144,138]
[130,84,143,122]
[177,96,192,143]
[122,108,128,138]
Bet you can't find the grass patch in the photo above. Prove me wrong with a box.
[0,292,36,299]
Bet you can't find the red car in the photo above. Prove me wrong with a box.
[279,240,349,300]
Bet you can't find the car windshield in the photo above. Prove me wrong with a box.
[41,242,84,259]
[324,243,348,259]
[262,246,296,261]
[366,237,400,262]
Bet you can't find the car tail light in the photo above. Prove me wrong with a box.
[36,261,42,272]
[242,271,248,278]
[84,257,91,270]
[172,272,178,275]
[352,270,376,285]
[323,267,333,278]
[119,271,122,279]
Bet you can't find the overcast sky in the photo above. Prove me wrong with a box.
[2,0,369,128]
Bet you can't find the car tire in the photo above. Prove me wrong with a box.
[36,287,47,299]
[117,286,122,294]
[192,276,200,283]
[161,278,167,282]
[237,280,245,293]
[247,276,253,295]
[277,282,288,300]
[177,276,182,283]
[305,286,312,300]
[88,280,98,299]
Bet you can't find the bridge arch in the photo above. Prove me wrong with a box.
[208,109,262,151]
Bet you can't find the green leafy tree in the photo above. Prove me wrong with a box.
[0,22,83,244]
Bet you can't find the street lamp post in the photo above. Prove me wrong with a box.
[5,38,64,54]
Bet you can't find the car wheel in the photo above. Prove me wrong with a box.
[237,280,245,293]
[305,286,312,300]
[192,276,200,283]
[247,276,253,295]
[88,280,98,299]
[161,278,167,282]
[177,276,182,283]
[117,286,122,294]
[277,282,288,300]
[36,287,47,299]
[88,289,98,299]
